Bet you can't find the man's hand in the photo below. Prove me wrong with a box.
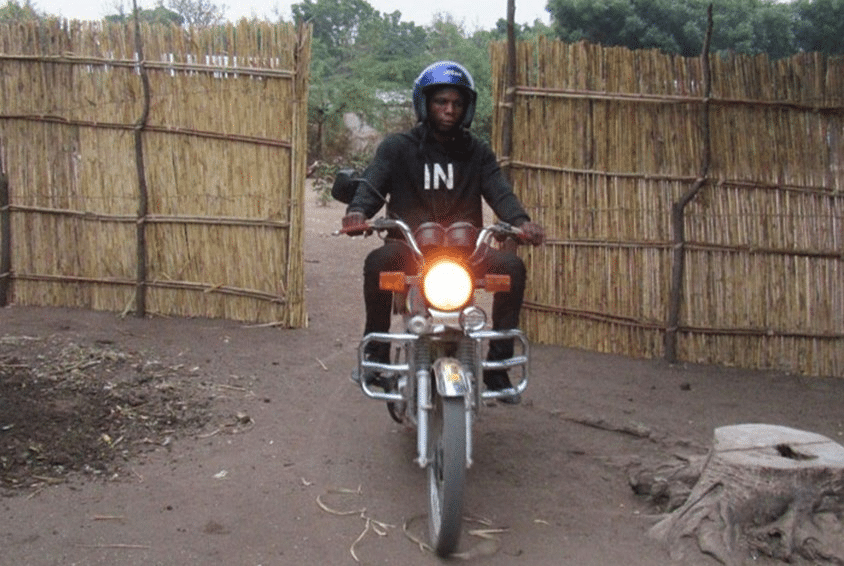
[518,221,545,246]
[341,211,369,236]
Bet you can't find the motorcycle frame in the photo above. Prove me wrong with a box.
[347,217,530,470]
[357,327,529,469]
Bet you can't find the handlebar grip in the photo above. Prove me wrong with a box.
[339,224,372,236]
[494,229,527,244]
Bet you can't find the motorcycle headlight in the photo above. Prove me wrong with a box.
[422,259,473,311]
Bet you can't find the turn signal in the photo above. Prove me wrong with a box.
[379,271,407,292]
[484,274,511,293]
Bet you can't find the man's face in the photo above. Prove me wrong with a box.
[427,87,465,135]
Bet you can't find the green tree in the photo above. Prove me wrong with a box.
[793,0,844,54]
[488,18,555,41]
[549,0,642,47]
[355,10,428,86]
[742,0,795,59]
[709,0,795,58]
[0,0,42,22]
[294,0,432,159]
[166,0,226,28]
[547,0,710,55]
[294,0,379,159]
[104,3,184,25]
[292,0,378,62]
[545,0,805,58]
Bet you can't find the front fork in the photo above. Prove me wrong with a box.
[417,339,476,468]
[415,340,432,467]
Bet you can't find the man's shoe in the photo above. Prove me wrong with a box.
[372,373,398,393]
[497,392,521,405]
[483,369,521,405]
[355,353,395,392]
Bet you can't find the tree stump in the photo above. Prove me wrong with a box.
[648,424,844,565]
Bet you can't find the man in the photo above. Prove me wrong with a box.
[341,60,544,403]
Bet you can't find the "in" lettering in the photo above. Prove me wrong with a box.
[424,163,454,190]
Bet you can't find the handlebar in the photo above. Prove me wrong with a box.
[476,222,527,245]
[334,218,525,263]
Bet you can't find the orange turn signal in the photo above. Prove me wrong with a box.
[379,271,407,292]
[484,274,511,293]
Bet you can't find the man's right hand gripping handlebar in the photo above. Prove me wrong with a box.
[339,211,372,237]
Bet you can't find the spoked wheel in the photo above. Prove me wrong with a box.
[427,394,467,557]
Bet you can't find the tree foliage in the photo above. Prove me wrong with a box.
[104,3,185,25]
[292,0,378,61]
[103,0,225,27]
[165,0,227,28]
[547,0,843,58]
[0,0,41,22]
[793,0,844,54]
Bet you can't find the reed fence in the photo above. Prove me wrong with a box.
[491,36,843,377]
[0,20,311,327]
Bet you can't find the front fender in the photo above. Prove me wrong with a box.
[432,357,470,398]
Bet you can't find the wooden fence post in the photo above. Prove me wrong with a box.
[500,0,516,183]
[665,4,714,363]
[132,0,152,318]
[0,148,10,307]
[499,0,518,256]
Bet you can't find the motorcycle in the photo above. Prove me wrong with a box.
[336,215,530,557]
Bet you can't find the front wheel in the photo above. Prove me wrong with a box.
[427,394,467,556]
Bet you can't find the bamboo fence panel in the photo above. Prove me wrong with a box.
[491,38,842,377]
[0,20,310,326]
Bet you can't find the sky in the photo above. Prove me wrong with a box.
[31,0,552,31]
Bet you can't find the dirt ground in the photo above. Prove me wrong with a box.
[2,193,843,566]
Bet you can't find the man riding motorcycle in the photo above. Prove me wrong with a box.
[341,60,545,404]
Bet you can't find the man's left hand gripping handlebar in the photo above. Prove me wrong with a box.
[518,221,546,246]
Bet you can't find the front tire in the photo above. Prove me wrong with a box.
[427,394,466,556]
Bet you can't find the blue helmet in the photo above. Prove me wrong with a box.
[412,61,477,129]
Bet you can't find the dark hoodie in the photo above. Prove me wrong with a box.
[346,123,530,230]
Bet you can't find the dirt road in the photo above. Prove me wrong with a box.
[2,195,842,566]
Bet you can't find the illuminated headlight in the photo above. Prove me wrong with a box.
[460,306,487,332]
[422,259,473,311]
